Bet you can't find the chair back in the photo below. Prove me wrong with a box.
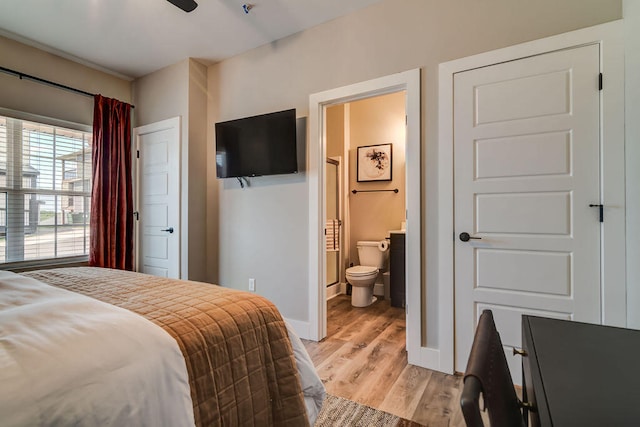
[460,309,525,427]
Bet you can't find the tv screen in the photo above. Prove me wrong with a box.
[215,109,298,178]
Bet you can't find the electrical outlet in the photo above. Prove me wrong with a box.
[249,278,256,292]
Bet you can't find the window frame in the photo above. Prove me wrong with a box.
[0,107,92,270]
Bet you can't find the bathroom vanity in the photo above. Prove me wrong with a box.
[389,231,406,308]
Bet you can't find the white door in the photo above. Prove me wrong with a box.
[453,45,601,382]
[134,117,180,278]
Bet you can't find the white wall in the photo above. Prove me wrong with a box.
[0,36,131,126]
[206,0,622,335]
[209,129,309,320]
[207,0,622,333]
[133,59,208,281]
[625,0,640,328]
[0,35,209,282]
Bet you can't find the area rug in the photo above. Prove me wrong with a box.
[314,394,418,426]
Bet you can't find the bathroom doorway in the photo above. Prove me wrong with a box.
[323,92,407,339]
[308,69,421,367]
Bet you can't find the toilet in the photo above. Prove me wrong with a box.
[345,240,390,307]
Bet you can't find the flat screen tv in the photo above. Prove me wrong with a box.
[215,108,298,178]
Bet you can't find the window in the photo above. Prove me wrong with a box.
[0,114,92,265]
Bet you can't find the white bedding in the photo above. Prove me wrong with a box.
[0,271,195,427]
[286,322,326,425]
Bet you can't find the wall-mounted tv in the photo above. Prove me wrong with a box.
[215,108,298,178]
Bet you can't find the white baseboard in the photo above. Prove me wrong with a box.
[326,282,343,300]
[284,317,311,340]
[327,282,350,299]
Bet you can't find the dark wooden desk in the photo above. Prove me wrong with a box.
[522,315,640,427]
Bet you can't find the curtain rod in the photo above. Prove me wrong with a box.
[0,66,135,109]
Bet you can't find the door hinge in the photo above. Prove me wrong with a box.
[599,73,603,91]
[133,211,139,220]
[136,150,140,158]
[589,204,604,222]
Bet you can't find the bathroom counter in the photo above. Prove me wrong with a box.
[388,229,406,234]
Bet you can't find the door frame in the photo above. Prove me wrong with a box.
[437,21,625,374]
[133,116,182,277]
[308,69,427,366]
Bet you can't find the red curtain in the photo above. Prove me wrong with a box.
[89,95,134,270]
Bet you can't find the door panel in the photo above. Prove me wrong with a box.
[476,249,571,295]
[474,69,571,124]
[475,131,571,179]
[454,44,601,383]
[476,192,571,234]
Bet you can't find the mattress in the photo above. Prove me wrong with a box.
[19,267,319,426]
[0,270,194,427]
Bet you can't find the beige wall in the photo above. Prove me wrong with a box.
[0,0,630,347]
[207,0,621,332]
[0,36,131,126]
[206,67,220,284]
[326,104,345,158]
[348,92,405,264]
[132,59,208,281]
[133,60,188,128]
[187,60,209,282]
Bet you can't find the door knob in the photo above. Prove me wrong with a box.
[161,227,174,233]
[459,232,481,242]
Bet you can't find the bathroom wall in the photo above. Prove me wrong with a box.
[326,104,345,158]
[348,92,406,264]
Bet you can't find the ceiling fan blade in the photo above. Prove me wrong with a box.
[166,0,198,12]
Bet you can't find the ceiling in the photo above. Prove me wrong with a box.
[0,0,384,79]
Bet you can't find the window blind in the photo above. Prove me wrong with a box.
[0,114,92,265]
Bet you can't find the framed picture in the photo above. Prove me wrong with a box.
[357,143,392,182]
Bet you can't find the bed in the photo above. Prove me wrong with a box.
[0,267,325,426]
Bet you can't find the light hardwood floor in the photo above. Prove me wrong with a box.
[302,295,467,427]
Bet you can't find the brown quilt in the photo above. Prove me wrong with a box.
[22,267,309,427]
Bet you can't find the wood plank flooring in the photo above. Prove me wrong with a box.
[302,295,467,426]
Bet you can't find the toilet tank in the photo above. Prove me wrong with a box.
[357,240,389,268]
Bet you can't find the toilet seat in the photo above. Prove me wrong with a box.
[346,265,378,276]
